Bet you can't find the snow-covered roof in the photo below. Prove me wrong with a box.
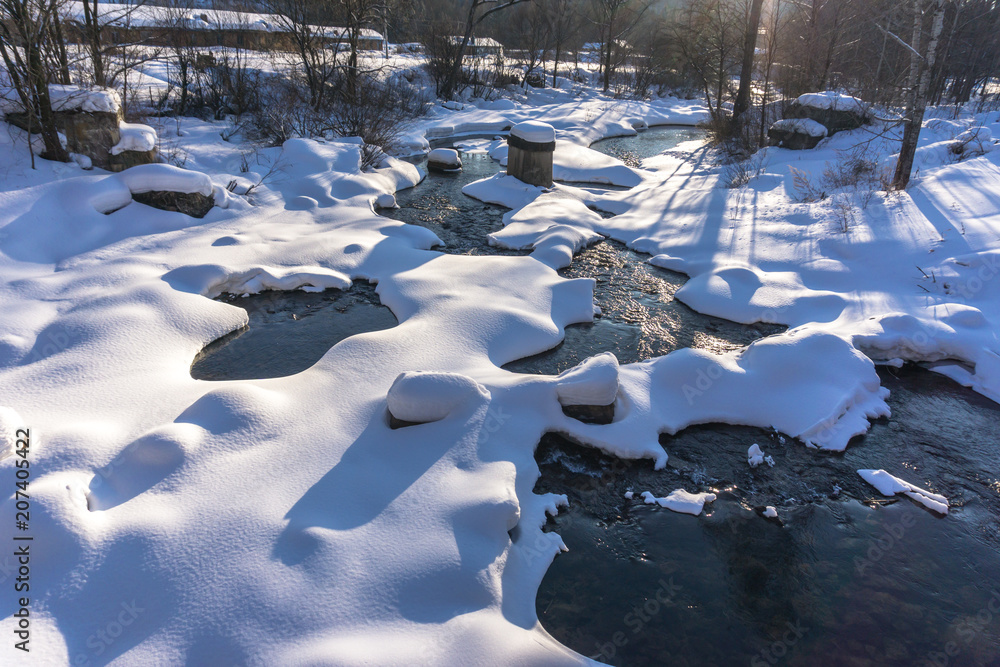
[61,2,384,41]
[448,36,504,49]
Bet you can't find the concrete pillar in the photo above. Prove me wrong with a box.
[508,121,555,187]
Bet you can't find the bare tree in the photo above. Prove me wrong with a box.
[589,0,650,93]
[264,0,344,110]
[543,0,583,87]
[438,0,531,100]
[893,0,947,189]
[0,0,70,161]
[732,0,763,118]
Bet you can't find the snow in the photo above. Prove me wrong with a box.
[771,118,829,138]
[0,406,24,459]
[511,120,556,144]
[387,371,492,424]
[747,443,774,468]
[110,122,158,155]
[427,147,462,167]
[858,469,950,514]
[796,91,867,114]
[116,163,214,196]
[375,193,398,208]
[553,351,619,406]
[48,85,121,113]
[1,79,999,663]
[640,489,717,515]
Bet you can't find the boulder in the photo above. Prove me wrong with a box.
[767,118,828,150]
[427,148,462,172]
[131,190,215,218]
[784,91,870,135]
[117,164,216,218]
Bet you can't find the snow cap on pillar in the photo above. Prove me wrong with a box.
[510,120,556,144]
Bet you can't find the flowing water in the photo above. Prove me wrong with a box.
[189,127,1000,665]
[190,283,396,381]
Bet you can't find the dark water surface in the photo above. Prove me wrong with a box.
[190,283,396,380]
[534,365,1000,666]
[187,128,1000,666]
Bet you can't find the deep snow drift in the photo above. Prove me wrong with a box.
[1,86,997,665]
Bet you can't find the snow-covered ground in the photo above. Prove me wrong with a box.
[1,80,999,664]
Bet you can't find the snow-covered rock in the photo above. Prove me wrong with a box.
[48,84,121,113]
[116,163,213,196]
[553,352,620,406]
[795,91,866,114]
[768,118,828,150]
[111,122,157,155]
[427,148,462,171]
[387,371,491,425]
[374,193,397,209]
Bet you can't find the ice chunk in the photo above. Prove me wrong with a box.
[387,371,490,424]
[510,120,555,144]
[554,352,619,406]
[640,489,717,516]
[858,469,949,514]
[747,443,765,468]
[624,491,634,499]
[763,506,778,519]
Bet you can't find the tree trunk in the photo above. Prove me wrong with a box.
[893,0,946,190]
[82,0,106,87]
[733,0,763,119]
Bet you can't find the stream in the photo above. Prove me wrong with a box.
[190,127,1000,666]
